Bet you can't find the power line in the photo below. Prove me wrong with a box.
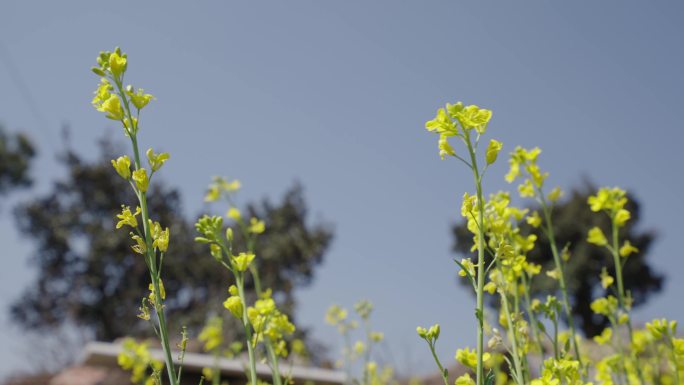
[0,40,56,151]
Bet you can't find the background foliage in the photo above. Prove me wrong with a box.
[0,125,34,199]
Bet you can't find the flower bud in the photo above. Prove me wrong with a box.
[210,244,222,262]
[228,285,238,296]
[485,139,502,165]
[91,67,106,76]
[428,324,440,339]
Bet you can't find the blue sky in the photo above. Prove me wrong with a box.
[1,0,683,377]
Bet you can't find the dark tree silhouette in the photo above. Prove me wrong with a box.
[452,183,663,337]
[11,138,333,343]
[0,125,35,197]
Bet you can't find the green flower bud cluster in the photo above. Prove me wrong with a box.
[416,324,440,341]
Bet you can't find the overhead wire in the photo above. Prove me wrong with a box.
[0,40,57,152]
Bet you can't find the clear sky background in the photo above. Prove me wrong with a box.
[1,0,683,378]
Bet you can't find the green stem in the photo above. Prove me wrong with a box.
[511,281,530,383]
[610,220,645,385]
[236,274,259,385]
[499,289,525,385]
[427,342,450,385]
[608,316,629,385]
[266,342,283,385]
[212,353,220,385]
[115,77,178,385]
[343,331,353,385]
[521,274,545,358]
[249,266,262,295]
[363,319,372,385]
[538,195,582,367]
[466,136,485,385]
[552,316,559,361]
[611,224,626,308]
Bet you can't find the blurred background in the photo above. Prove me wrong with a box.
[0,0,683,382]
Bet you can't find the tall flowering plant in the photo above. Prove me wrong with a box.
[91,48,181,385]
[419,102,500,385]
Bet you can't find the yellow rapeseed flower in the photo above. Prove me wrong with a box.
[248,217,265,234]
[425,108,457,136]
[232,252,255,272]
[198,316,223,352]
[619,240,639,257]
[152,225,169,252]
[453,105,492,134]
[127,88,155,110]
[600,267,614,289]
[587,227,607,246]
[526,211,542,228]
[614,208,631,226]
[455,373,475,385]
[593,327,613,345]
[132,168,149,192]
[109,51,127,77]
[146,148,170,172]
[224,296,243,319]
[98,94,125,121]
[438,134,456,160]
[111,155,131,179]
[227,207,241,221]
[116,206,141,229]
[455,347,490,369]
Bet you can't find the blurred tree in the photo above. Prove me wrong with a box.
[452,184,663,337]
[0,125,35,197]
[11,138,333,343]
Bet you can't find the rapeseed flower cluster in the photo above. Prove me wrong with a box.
[327,301,390,385]
[195,177,295,385]
[419,100,682,385]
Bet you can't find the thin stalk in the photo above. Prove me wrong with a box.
[362,319,372,385]
[551,316,559,361]
[608,317,629,385]
[428,342,450,385]
[236,274,259,385]
[511,282,530,382]
[465,135,485,385]
[538,195,582,366]
[521,274,545,357]
[343,331,353,385]
[115,77,178,385]
[212,353,220,385]
[499,289,525,385]
[610,224,626,309]
[243,224,280,385]
[266,342,284,385]
[610,220,645,385]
